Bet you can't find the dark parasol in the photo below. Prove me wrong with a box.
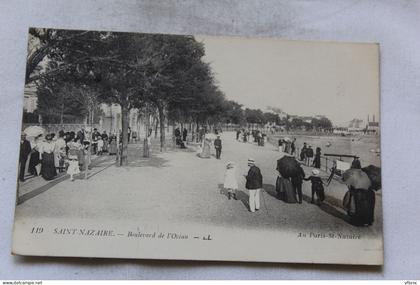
[342,168,371,190]
[362,165,382,190]
[276,156,301,178]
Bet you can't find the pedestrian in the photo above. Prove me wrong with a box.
[284,140,289,153]
[236,129,240,141]
[224,162,238,200]
[182,128,188,142]
[312,147,322,168]
[300,142,307,161]
[127,126,131,143]
[276,175,297,203]
[97,136,104,155]
[214,135,222,159]
[76,129,85,144]
[304,169,325,204]
[351,157,361,169]
[278,138,283,152]
[291,138,296,155]
[67,138,82,181]
[291,165,306,204]
[245,158,263,212]
[101,131,109,153]
[174,127,181,144]
[19,133,31,182]
[109,135,117,155]
[198,137,211,159]
[306,145,314,166]
[39,134,57,181]
[343,185,375,226]
[257,131,263,146]
[28,134,42,177]
[54,130,66,173]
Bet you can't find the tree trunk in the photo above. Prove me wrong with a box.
[154,116,158,139]
[120,104,129,166]
[157,104,165,152]
[60,102,64,125]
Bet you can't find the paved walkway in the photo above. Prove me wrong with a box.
[15,132,382,237]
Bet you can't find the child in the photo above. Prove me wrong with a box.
[97,137,104,155]
[224,162,238,200]
[67,138,82,181]
[304,169,325,204]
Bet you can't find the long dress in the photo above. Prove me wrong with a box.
[198,139,211,158]
[54,137,66,169]
[313,153,321,168]
[109,138,117,155]
[28,139,41,175]
[67,142,81,176]
[344,187,375,226]
[40,141,57,180]
[276,176,297,203]
[224,167,238,190]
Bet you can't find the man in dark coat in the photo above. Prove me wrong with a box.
[291,165,305,204]
[19,133,32,182]
[351,157,362,169]
[182,128,188,141]
[174,127,181,145]
[300,142,307,161]
[214,135,222,159]
[245,158,263,212]
[306,145,314,166]
[291,138,296,155]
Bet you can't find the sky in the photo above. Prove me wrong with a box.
[197,35,380,126]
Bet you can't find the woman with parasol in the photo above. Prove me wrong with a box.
[276,156,299,203]
[342,168,375,226]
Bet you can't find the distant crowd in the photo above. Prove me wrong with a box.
[19,128,127,183]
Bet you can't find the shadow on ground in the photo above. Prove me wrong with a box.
[262,183,352,226]
[218,183,249,211]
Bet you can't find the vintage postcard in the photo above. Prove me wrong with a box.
[13,28,382,265]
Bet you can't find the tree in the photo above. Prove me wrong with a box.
[26,28,91,84]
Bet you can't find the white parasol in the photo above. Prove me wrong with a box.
[23,126,45,138]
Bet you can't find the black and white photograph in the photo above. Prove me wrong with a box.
[12,27,382,265]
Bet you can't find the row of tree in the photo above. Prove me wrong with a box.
[26,28,333,165]
[28,28,233,165]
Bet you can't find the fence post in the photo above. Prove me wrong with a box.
[325,157,328,172]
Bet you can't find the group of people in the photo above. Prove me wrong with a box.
[223,158,262,212]
[299,142,321,168]
[174,127,188,149]
[222,156,375,227]
[19,128,121,183]
[278,138,322,169]
[197,132,223,160]
[236,129,267,146]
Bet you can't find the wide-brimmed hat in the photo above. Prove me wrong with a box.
[312,169,320,176]
[226,162,235,169]
[45,134,54,141]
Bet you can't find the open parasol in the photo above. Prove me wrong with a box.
[342,168,371,190]
[23,126,45,138]
[362,165,381,190]
[276,156,300,178]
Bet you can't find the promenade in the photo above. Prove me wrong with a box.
[15,132,382,237]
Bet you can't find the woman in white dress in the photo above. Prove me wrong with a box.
[54,132,67,172]
[224,162,238,200]
[67,138,82,181]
